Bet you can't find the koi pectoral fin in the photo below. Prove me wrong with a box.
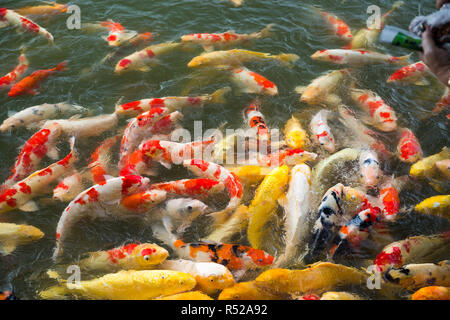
[19,200,39,212]
[0,241,17,255]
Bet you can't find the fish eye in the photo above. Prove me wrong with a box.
[187,205,193,212]
[258,259,263,262]
[144,255,150,261]
[210,278,215,282]
[320,143,324,146]
[360,174,364,177]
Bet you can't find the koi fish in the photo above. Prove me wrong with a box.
[129,32,156,47]
[115,42,182,74]
[295,69,350,106]
[141,138,216,169]
[53,175,151,260]
[98,20,137,47]
[0,138,77,214]
[432,88,450,115]
[2,122,62,189]
[243,100,270,142]
[203,205,249,243]
[187,49,299,68]
[231,67,278,95]
[385,261,450,290]
[254,262,367,295]
[42,113,118,139]
[39,270,196,300]
[119,148,157,177]
[119,189,167,215]
[387,61,430,85]
[411,286,450,300]
[53,171,83,202]
[88,135,121,185]
[247,165,289,250]
[359,150,381,189]
[414,195,450,220]
[374,232,450,273]
[378,182,401,221]
[0,102,88,132]
[396,128,423,163]
[155,259,235,295]
[276,164,311,267]
[435,160,450,180]
[317,10,353,42]
[181,24,273,51]
[151,178,225,199]
[225,165,271,187]
[218,281,287,300]
[311,49,410,66]
[8,62,66,97]
[78,243,169,272]
[310,110,336,153]
[284,116,308,150]
[410,147,450,180]
[350,88,398,132]
[15,2,68,17]
[183,159,243,212]
[0,291,17,300]
[115,87,230,118]
[0,222,44,255]
[0,53,29,90]
[0,8,54,42]
[151,224,273,271]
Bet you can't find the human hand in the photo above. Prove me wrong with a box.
[437,0,450,9]
[421,26,450,86]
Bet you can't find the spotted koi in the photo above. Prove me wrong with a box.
[53,171,83,202]
[396,128,423,163]
[319,10,353,42]
[311,49,410,66]
[151,179,225,199]
[243,100,270,142]
[232,67,278,95]
[88,135,120,184]
[0,53,29,90]
[0,8,54,42]
[310,110,336,153]
[387,61,430,85]
[99,20,137,47]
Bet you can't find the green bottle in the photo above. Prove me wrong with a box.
[380,25,422,51]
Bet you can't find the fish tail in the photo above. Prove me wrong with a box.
[211,86,231,104]
[393,53,412,66]
[39,285,70,300]
[259,23,275,39]
[55,61,68,72]
[151,223,177,248]
[276,53,299,66]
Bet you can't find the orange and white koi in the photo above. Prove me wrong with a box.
[295,69,350,106]
[0,102,88,132]
[243,100,270,142]
[373,232,450,273]
[0,8,54,42]
[350,88,398,132]
[2,122,62,189]
[129,32,156,47]
[53,171,83,202]
[311,49,410,66]
[115,42,182,74]
[231,67,278,95]
[119,148,158,177]
[53,175,151,260]
[8,62,66,97]
[396,128,423,163]
[152,224,273,271]
[151,179,225,199]
[88,135,121,185]
[118,108,171,166]
[187,49,299,68]
[318,10,353,42]
[119,189,167,215]
[183,159,243,212]
[0,53,29,90]
[98,20,137,47]
[115,87,230,118]
[0,139,76,214]
[387,61,430,85]
[359,150,381,189]
[14,2,68,17]
[42,113,118,139]
[378,182,400,221]
[181,24,273,51]
[141,138,216,169]
[310,110,335,153]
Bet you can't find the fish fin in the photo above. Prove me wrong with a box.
[0,20,9,29]
[159,161,172,170]
[324,93,342,106]
[294,86,306,95]
[142,168,159,176]
[232,269,247,281]
[162,216,175,234]
[47,147,59,160]
[413,78,430,86]
[210,86,231,104]
[0,242,16,255]
[137,66,151,72]
[208,208,233,227]
[39,285,71,300]
[151,223,177,247]
[19,200,39,212]
[277,195,288,208]
[202,44,215,52]
[259,24,275,39]
[393,53,413,66]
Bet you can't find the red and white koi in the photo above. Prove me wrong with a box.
[231,67,278,95]
[0,138,76,214]
[151,178,225,199]
[311,49,410,66]
[53,171,83,202]
[115,42,182,74]
[98,20,137,47]
[373,232,450,273]
[2,122,62,190]
[152,223,273,271]
[181,24,273,51]
[115,87,230,118]
[387,61,430,85]
[119,148,158,177]
[0,8,54,42]
[396,128,423,163]
[53,175,151,260]
[359,150,381,189]
[119,189,167,215]
[183,159,243,212]
[8,62,66,97]
[318,10,353,42]
[118,108,170,167]
[142,139,217,169]
[350,88,398,132]
[378,182,400,221]
[88,135,120,184]
[0,53,29,90]
[310,110,336,153]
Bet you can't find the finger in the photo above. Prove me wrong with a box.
[421,26,437,53]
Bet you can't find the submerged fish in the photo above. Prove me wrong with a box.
[0,8,54,42]
[410,147,450,179]
[0,53,29,90]
[53,171,83,202]
[414,195,450,220]
[14,2,68,17]
[311,49,410,66]
[387,61,430,86]
[0,222,44,255]
[396,128,423,163]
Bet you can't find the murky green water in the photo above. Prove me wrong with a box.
[0,0,449,299]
